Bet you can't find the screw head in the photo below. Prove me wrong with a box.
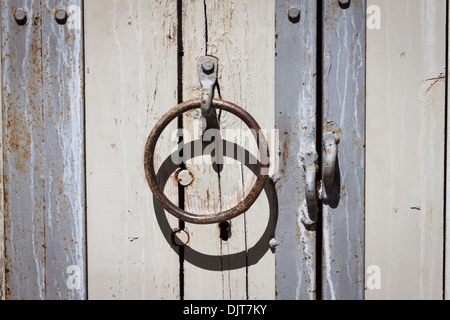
[202,59,215,74]
[14,8,27,25]
[176,169,194,187]
[172,228,190,246]
[338,0,351,9]
[55,8,68,24]
[288,7,300,22]
[269,238,280,250]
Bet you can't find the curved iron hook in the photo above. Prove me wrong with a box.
[322,122,340,202]
[301,151,319,226]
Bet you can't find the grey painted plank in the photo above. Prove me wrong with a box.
[321,0,365,300]
[42,0,85,299]
[2,0,85,299]
[0,3,4,300]
[275,0,317,300]
[2,0,46,299]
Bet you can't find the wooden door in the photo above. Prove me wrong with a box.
[3,0,448,301]
[85,0,276,300]
[84,0,365,300]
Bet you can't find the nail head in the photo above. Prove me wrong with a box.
[202,60,215,74]
[338,0,351,9]
[177,169,194,187]
[55,8,68,24]
[14,8,27,25]
[269,238,280,249]
[172,228,190,246]
[288,7,300,22]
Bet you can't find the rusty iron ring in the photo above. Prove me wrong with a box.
[144,99,270,224]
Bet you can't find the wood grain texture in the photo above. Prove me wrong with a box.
[181,2,227,300]
[447,1,450,300]
[182,0,275,300]
[0,8,3,300]
[85,0,180,299]
[2,0,45,299]
[2,0,86,299]
[43,0,86,300]
[366,0,446,300]
[275,0,317,300]
[321,0,365,300]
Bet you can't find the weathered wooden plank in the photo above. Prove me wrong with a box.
[0,10,4,300]
[366,0,446,300]
[447,1,450,300]
[2,0,86,299]
[2,0,46,299]
[321,0,365,300]
[181,0,228,300]
[182,0,275,300]
[85,0,180,299]
[275,0,317,300]
[228,0,276,299]
[41,0,86,300]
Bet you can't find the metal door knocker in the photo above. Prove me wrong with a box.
[144,56,270,224]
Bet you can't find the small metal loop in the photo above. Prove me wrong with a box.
[144,99,269,224]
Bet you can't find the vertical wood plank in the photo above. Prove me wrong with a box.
[85,0,180,299]
[42,0,86,299]
[321,0,365,300]
[181,0,227,299]
[366,0,446,300]
[237,0,276,300]
[0,6,3,299]
[206,0,275,300]
[447,0,450,300]
[275,0,317,300]
[2,0,86,299]
[182,0,275,300]
[2,0,45,299]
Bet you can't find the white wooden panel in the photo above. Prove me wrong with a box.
[85,0,180,299]
[181,0,229,300]
[446,2,450,300]
[366,0,446,300]
[182,0,275,300]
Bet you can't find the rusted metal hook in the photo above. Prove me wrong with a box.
[301,151,319,226]
[321,122,340,202]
